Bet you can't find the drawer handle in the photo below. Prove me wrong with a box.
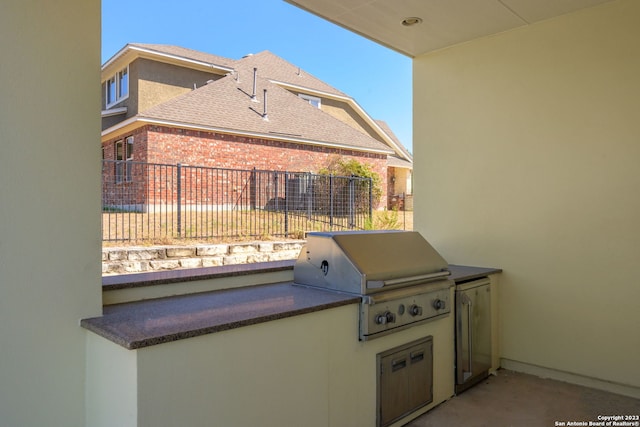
[410,351,424,363]
[392,358,407,371]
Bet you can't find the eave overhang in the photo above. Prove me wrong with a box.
[101,116,394,156]
[101,44,235,83]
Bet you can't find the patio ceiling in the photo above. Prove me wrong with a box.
[284,0,613,57]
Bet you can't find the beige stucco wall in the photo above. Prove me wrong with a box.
[0,0,103,426]
[86,334,138,427]
[127,302,452,427]
[320,97,381,139]
[137,58,223,113]
[413,0,640,395]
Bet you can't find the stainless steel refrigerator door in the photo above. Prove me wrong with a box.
[456,279,491,387]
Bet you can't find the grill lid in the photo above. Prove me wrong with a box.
[294,230,449,294]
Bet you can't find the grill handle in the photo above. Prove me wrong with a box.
[461,294,474,382]
[367,270,451,289]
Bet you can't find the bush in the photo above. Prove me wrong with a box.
[317,157,383,209]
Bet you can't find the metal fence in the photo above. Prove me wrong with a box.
[102,160,373,243]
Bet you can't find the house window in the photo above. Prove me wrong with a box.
[118,68,128,99]
[299,94,321,109]
[115,136,134,183]
[105,65,129,108]
[106,76,116,106]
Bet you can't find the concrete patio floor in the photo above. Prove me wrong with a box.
[406,369,639,427]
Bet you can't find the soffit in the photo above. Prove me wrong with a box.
[284,0,613,57]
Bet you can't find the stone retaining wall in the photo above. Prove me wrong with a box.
[102,240,305,276]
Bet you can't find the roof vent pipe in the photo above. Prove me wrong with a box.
[262,89,269,121]
[251,67,258,102]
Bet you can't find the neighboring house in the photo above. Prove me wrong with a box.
[101,43,413,210]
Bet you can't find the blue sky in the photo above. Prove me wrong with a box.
[102,0,413,153]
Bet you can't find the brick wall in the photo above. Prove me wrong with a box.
[102,125,388,208]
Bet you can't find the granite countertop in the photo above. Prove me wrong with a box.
[82,282,359,350]
[447,265,502,283]
[102,260,296,290]
[86,263,501,350]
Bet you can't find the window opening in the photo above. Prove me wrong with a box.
[105,65,129,108]
[125,136,134,182]
[299,94,321,109]
[118,67,128,99]
[115,137,133,183]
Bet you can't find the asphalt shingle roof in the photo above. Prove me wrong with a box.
[140,72,392,154]
[234,51,348,97]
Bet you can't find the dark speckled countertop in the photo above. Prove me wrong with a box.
[448,265,502,282]
[102,260,296,290]
[82,282,359,350]
[85,262,500,350]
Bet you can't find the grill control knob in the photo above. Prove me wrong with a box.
[433,299,446,310]
[375,311,396,325]
[408,304,422,316]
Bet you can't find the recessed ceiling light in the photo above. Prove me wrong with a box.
[401,17,423,26]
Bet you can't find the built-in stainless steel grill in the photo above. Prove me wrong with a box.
[294,230,453,340]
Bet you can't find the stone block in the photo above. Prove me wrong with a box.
[247,253,271,263]
[223,254,248,265]
[197,245,228,256]
[267,250,300,261]
[258,242,274,252]
[180,258,203,269]
[166,247,196,258]
[202,257,224,267]
[128,249,164,261]
[108,250,128,261]
[122,261,150,273]
[228,244,258,254]
[273,242,304,251]
[150,259,181,270]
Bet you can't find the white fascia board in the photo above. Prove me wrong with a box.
[101,44,234,81]
[101,45,131,72]
[128,45,234,74]
[272,80,412,162]
[102,117,393,156]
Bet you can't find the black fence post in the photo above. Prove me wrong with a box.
[348,176,355,228]
[274,172,278,211]
[369,177,373,226]
[250,167,257,210]
[176,163,182,237]
[329,174,334,229]
[306,172,312,220]
[284,171,289,237]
